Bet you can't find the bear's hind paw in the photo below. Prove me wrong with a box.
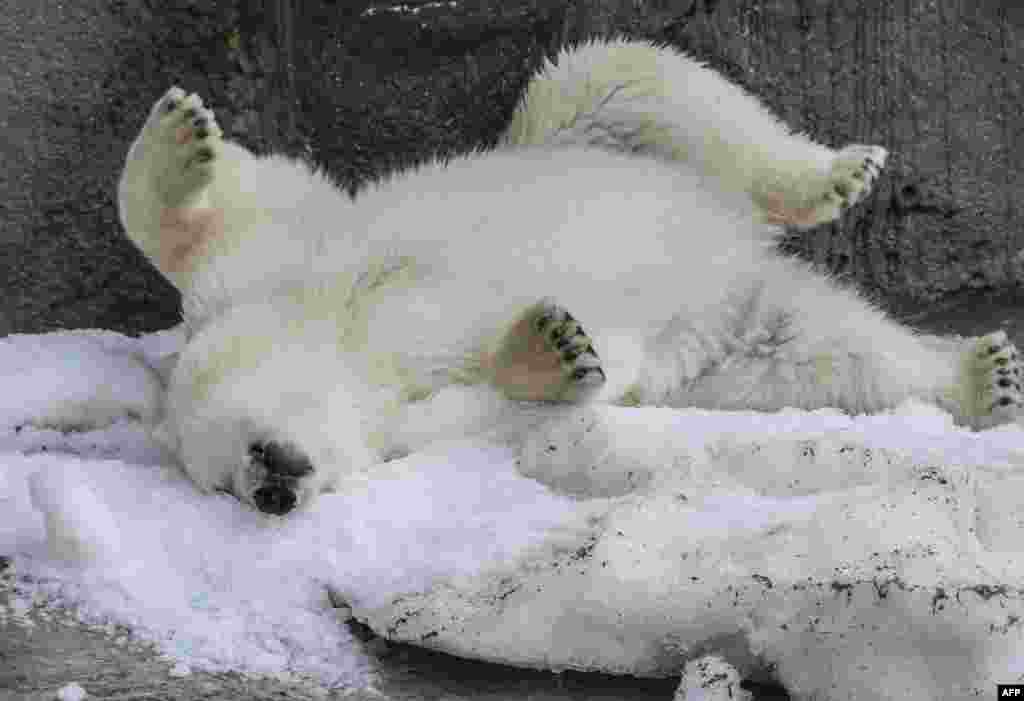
[823,144,887,212]
[960,331,1023,429]
[770,144,888,228]
[490,298,606,403]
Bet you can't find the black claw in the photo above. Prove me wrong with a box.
[195,147,214,163]
[184,107,198,119]
[988,345,1002,355]
[572,367,604,382]
[996,357,1009,366]
[164,98,179,113]
[998,378,1013,388]
[535,314,552,332]
[193,116,207,127]
[998,396,1015,407]
[555,337,571,351]
[834,183,850,198]
[195,128,209,139]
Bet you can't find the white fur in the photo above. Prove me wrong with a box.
[118,40,1010,512]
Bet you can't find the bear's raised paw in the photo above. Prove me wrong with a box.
[140,87,223,208]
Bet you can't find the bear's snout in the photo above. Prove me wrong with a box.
[253,484,298,515]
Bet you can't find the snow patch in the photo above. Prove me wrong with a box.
[55,682,88,701]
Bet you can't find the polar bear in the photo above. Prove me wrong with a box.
[118,39,1022,515]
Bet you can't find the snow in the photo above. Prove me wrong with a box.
[55,682,88,701]
[675,656,750,701]
[28,465,123,564]
[0,331,167,432]
[2,329,1024,699]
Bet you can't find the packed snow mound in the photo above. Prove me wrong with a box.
[350,402,1024,700]
[3,330,1024,700]
[0,329,176,432]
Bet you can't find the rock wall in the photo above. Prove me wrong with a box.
[2,0,1022,335]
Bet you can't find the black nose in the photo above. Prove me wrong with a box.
[253,485,297,515]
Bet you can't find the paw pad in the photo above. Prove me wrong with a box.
[491,298,606,402]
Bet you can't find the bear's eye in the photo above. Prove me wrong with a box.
[249,442,265,458]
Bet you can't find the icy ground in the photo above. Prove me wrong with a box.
[2,329,1024,699]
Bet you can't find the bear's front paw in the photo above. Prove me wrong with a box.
[142,87,224,208]
[960,331,1023,429]
[490,298,606,403]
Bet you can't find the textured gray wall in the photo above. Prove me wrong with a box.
[3,1,1024,337]
[0,3,182,335]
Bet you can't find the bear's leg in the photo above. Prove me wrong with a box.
[625,272,1023,428]
[486,298,606,402]
[502,40,888,229]
[119,87,227,276]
